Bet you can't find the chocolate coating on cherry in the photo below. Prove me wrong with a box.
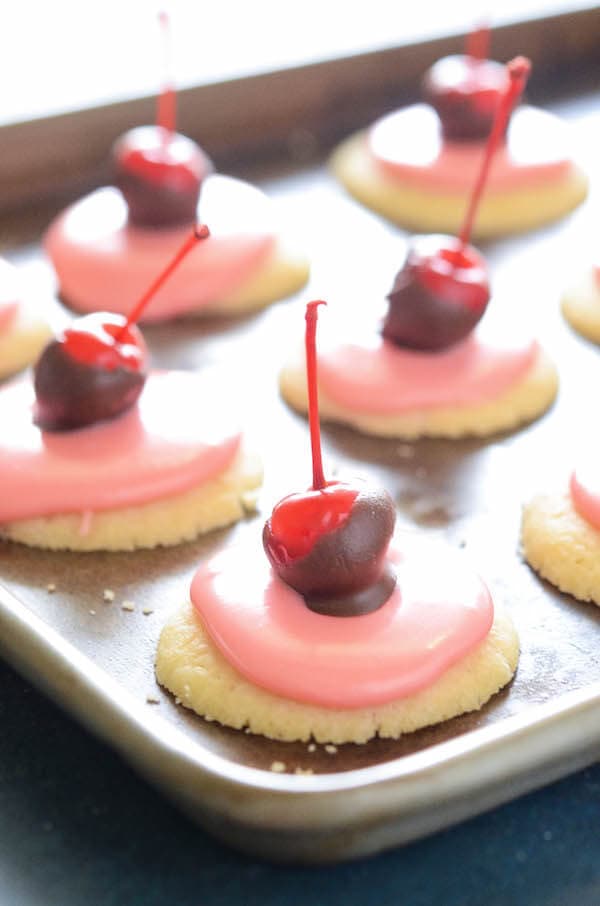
[34,314,147,431]
[263,483,397,617]
[383,235,490,351]
[113,126,213,228]
[423,55,508,142]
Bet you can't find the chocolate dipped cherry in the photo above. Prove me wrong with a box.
[423,25,509,141]
[34,224,210,431]
[34,313,147,431]
[112,12,212,227]
[384,57,530,352]
[114,128,212,228]
[263,301,396,616]
[384,235,489,351]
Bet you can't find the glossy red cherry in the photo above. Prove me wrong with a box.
[422,26,511,142]
[33,224,210,432]
[266,483,359,561]
[384,58,530,352]
[112,11,212,228]
[423,54,508,142]
[34,313,148,431]
[383,235,490,351]
[263,481,396,616]
[113,126,213,228]
[263,300,397,616]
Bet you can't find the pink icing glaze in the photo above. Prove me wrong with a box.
[316,328,539,415]
[43,175,276,322]
[369,105,573,193]
[191,538,494,709]
[0,258,21,334]
[570,463,600,530]
[0,371,241,522]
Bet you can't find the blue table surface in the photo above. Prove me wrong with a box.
[0,658,598,906]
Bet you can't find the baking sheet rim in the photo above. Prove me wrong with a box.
[1,580,599,860]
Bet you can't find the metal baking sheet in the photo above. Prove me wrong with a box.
[1,94,600,862]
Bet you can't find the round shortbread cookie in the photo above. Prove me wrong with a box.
[201,236,309,316]
[59,236,310,322]
[0,302,51,380]
[280,346,558,439]
[156,599,518,744]
[330,131,588,240]
[521,491,600,606]
[0,449,262,552]
[561,269,600,345]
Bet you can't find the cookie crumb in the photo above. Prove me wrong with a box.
[121,600,135,612]
[396,444,415,459]
[79,510,93,537]
[46,583,56,593]
[307,743,316,753]
[294,767,314,775]
[270,761,286,773]
[102,589,115,603]
[146,695,160,705]
[324,744,338,754]
[142,607,154,616]
[244,727,252,734]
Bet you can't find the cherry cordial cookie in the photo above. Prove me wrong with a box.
[282,62,558,440]
[561,262,600,345]
[331,29,587,238]
[0,257,51,380]
[0,227,261,552]
[156,301,519,744]
[522,454,600,606]
[44,16,308,323]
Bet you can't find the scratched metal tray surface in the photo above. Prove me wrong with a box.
[1,94,600,862]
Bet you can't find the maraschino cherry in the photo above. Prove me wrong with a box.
[34,224,210,431]
[112,11,212,227]
[383,57,530,352]
[422,25,510,142]
[263,301,396,616]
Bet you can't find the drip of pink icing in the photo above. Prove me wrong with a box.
[570,463,600,530]
[369,105,573,192]
[316,329,538,415]
[43,175,276,322]
[0,372,241,522]
[0,258,21,334]
[191,538,494,709]
[0,301,18,334]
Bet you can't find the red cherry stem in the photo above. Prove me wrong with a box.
[457,56,531,252]
[466,23,490,61]
[156,9,176,135]
[305,300,327,491]
[117,224,210,337]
